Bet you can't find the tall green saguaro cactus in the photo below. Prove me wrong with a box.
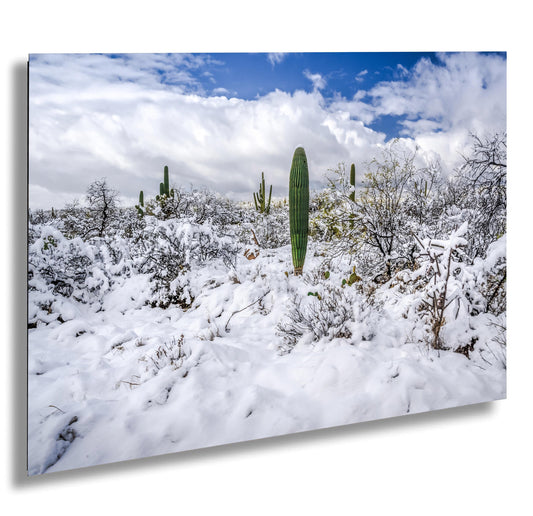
[349,163,356,228]
[163,165,170,197]
[349,163,356,202]
[136,190,145,216]
[289,147,310,276]
[253,172,272,214]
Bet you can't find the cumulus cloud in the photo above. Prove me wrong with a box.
[28,53,506,210]
[29,77,385,208]
[29,55,380,208]
[369,53,506,134]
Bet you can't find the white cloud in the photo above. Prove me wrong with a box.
[355,69,368,82]
[303,69,326,91]
[29,73,384,208]
[396,63,409,77]
[267,53,286,66]
[212,87,231,96]
[369,53,506,134]
[28,53,506,209]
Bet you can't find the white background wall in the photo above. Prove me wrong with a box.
[1,2,531,515]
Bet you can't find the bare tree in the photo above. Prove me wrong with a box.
[460,132,507,190]
[85,178,119,238]
[457,132,507,258]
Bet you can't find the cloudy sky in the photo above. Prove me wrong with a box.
[28,52,506,209]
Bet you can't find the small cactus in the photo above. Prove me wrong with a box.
[253,172,272,214]
[349,163,356,202]
[136,190,145,217]
[289,147,309,276]
[349,163,356,228]
[342,266,361,287]
[414,179,429,197]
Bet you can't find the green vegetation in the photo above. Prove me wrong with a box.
[253,172,272,214]
[349,163,356,202]
[289,147,310,276]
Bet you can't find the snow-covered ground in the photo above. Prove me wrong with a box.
[28,243,506,475]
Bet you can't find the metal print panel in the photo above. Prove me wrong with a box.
[27,52,506,475]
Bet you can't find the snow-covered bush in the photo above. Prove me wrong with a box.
[473,236,506,316]
[84,178,121,238]
[52,179,122,239]
[382,223,506,358]
[28,224,132,325]
[312,145,424,282]
[456,133,506,259]
[238,201,290,250]
[144,185,242,229]
[134,217,240,308]
[29,208,55,225]
[409,223,478,352]
[140,335,189,377]
[479,316,506,370]
[277,279,355,351]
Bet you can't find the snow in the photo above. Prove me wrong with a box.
[27,236,506,475]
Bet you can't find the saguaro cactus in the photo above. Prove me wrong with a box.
[136,190,145,217]
[289,147,309,275]
[349,163,356,228]
[253,172,272,214]
[349,163,356,202]
[163,165,170,197]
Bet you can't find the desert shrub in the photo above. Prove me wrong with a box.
[145,185,242,229]
[29,208,55,225]
[276,280,355,351]
[84,178,120,238]
[28,224,132,325]
[50,179,123,240]
[479,317,506,370]
[313,144,431,282]
[116,206,147,241]
[134,217,239,308]
[56,199,91,239]
[141,335,189,375]
[454,133,507,259]
[383,223,505,358]
[241,201,290,249]
[469,235,506,316]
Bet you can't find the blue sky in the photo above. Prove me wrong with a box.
[177,52,441,136]
[29,52,507,208]
[106,51,489,137]
[193,52,438,98]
